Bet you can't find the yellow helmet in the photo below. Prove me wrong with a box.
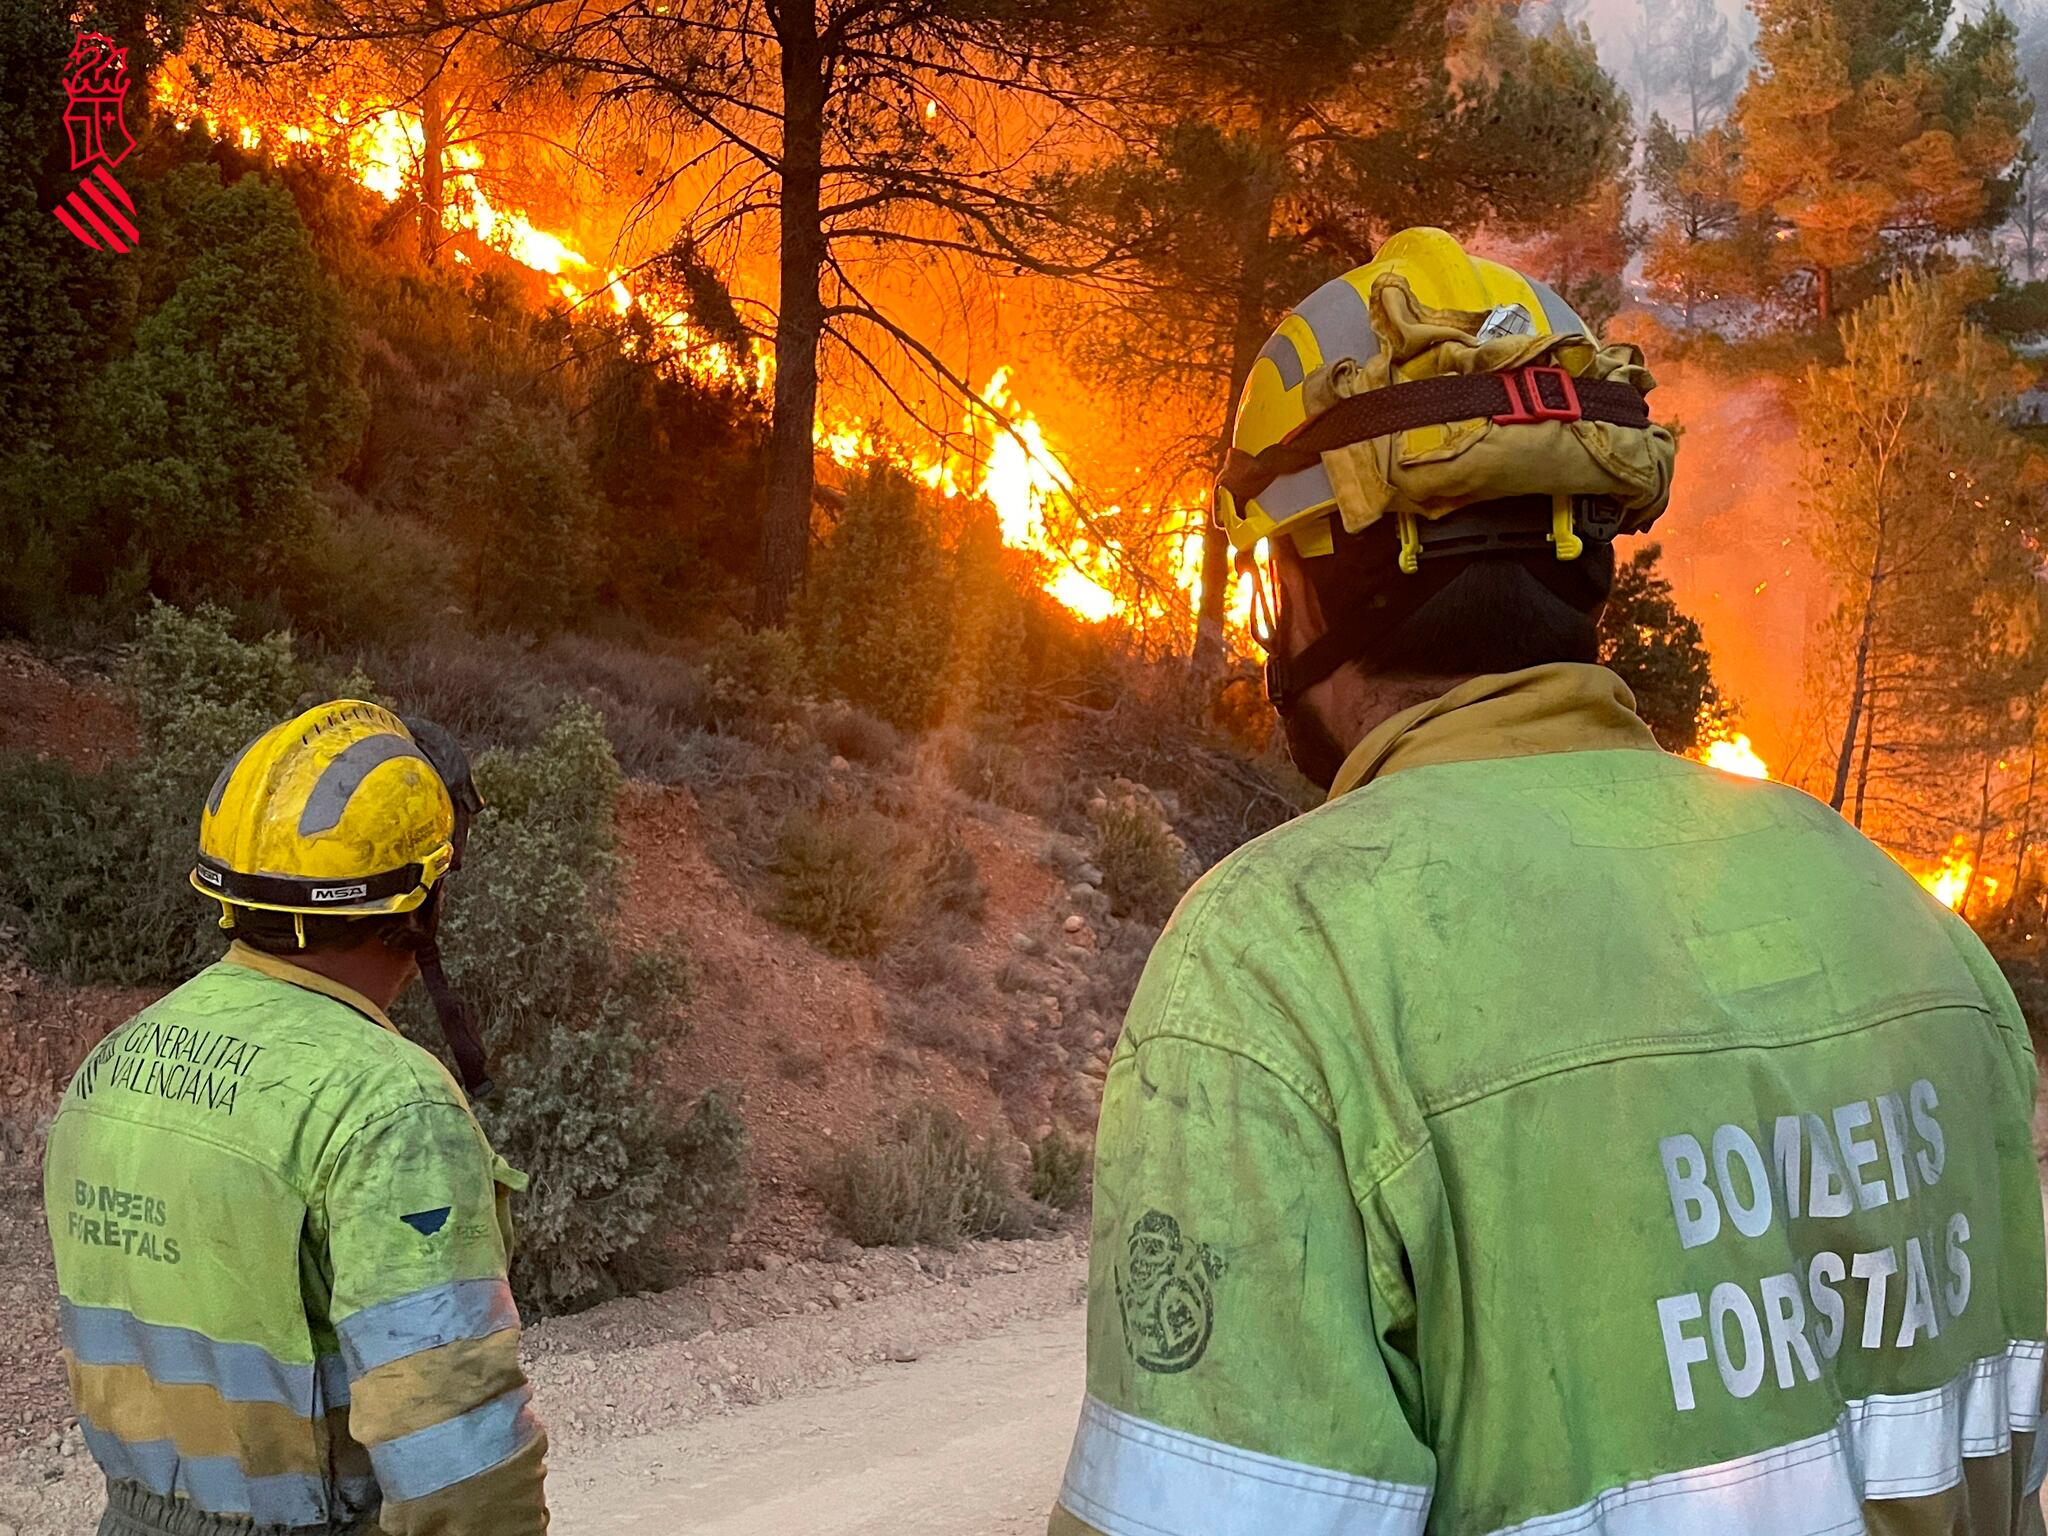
[192,701,457,920]
[1216,226,1673,577]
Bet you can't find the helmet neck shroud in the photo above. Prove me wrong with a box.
[1266,502,1615,770]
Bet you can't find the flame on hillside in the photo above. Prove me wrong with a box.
[1699,731,1769,780]
[1689,730,1994,914]
[155,79,1235,635]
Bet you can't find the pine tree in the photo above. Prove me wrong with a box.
[1725,0,2028,323]
[1799,271,2044,836]
[1597,544,1727,754]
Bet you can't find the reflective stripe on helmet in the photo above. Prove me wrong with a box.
[298,734,432,836]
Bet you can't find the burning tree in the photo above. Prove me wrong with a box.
[505,0,1129,626]
[1055,1,1633,681]
[1800,271,2046,887]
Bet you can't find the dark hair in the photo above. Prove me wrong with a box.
[227,906,417,957]
[1294,504,1615,683]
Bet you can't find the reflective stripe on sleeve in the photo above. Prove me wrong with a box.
[61,1301,319,1411]
[80,1419,379,1528]
[1488,1340,2048,1536]
[365,1381,542,1502]
[336,1277,520,1377]
[1058,1394,1431,1536]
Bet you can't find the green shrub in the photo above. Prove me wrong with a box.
[1089,787,1188,925]
[796,462,953,730]
[277,502,458,650]
[946,732,1039,812]
[820,1106,1032,1248]
[671,1088,753,1268]
[1028,1128,1090,1212]
[76,168,368,607]
[0,603,309,983]
[702,621,805,731]
[424,705,690,1313]
[771,807,920,957]
[442,394,603,639]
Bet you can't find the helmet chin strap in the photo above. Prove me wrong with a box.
[400,717,493,1101]
[1281,703,1352,792]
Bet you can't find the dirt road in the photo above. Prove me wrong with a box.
[551,1306,1081,1534]
[0,1239,1089,1535]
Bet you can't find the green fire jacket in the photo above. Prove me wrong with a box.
[1051,664,2047,1536]
[43,943,548,1536]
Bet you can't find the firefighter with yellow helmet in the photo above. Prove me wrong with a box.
[1050,229,2047,1535]
[44,702,548,1536]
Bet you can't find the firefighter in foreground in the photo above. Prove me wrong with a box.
[44,703,548,1535]
[1050,228,2048,1536]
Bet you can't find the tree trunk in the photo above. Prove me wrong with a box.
[420,72,448,266]
[1962,752,1997,922]
[753,4,826,628]
[2012,722,2040,926]
[1189,183,1280,687]
[1816,263,1834,326]
[1830,536,1885,812]
[418,1,450,265]
[1852,698,1877,829]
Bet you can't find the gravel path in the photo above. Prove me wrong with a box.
[0,1237,1086,1535]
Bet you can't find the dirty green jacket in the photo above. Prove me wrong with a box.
[43,943,548,1535]
[1052,664,2047,1536]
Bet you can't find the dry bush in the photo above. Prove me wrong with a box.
[941,731,1042,812]
[1074,922,1156,1031]
[883,923,984,997]
[915,821,988,922]
[772,807,921,957]
[819,1106,1033,1247]
[1089,785,1189,925]
[1029,1128,1090,1212]
[813,702,902,766]
[1059,661,1312,868]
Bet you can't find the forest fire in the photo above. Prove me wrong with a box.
[154,79,1226,636]
[1698,731,1769,780]
[1913,839,1993,914]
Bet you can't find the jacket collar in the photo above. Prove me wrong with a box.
[221,941,399,1034]
[1328,662,1661,800]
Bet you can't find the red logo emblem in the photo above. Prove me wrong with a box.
[54,33,138,253]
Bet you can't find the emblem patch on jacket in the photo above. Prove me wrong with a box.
[1116,1209,1225,1374]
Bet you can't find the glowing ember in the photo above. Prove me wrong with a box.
[1697,731,1770,780]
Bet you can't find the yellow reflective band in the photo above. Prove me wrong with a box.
[349,1328,526,1446]
[67,1357,324,1478]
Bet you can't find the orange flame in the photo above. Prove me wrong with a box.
[1911,839,1997,913]
[1698,731,1770,780]
[155,77,1234,638]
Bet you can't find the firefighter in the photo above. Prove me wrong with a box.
[44,702,548,1536]
[1049,228,2048,1535]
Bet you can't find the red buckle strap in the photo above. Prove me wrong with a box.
[1492,365,1581,425]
